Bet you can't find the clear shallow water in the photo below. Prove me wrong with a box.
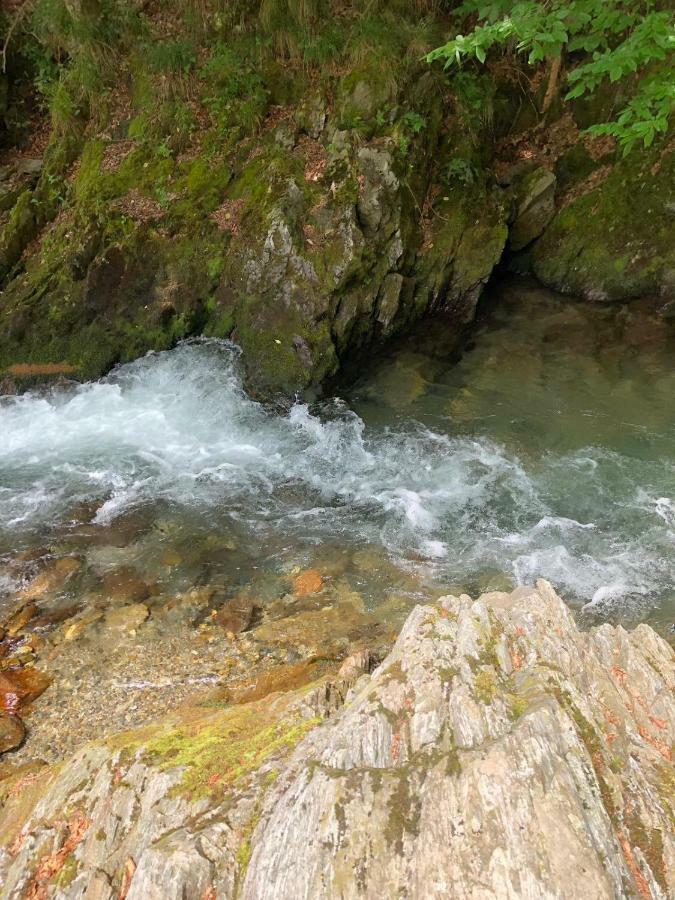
[1,278,673,630]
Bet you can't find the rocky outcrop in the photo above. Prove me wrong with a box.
[1,580,672,899]
[1,0,673,398]
[503,164,557,252]
[532,145,674,302]
[0,77,507,400]
[210,133,507,397]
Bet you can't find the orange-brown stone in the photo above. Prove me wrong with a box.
[0,668,50,714]
[292,569,324,597]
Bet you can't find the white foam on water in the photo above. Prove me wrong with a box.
[1,339,673,612]
[654,496,675,527]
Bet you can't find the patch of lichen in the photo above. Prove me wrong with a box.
[624,812,667,892]
[383,769,421,854]
[55,854,79,889]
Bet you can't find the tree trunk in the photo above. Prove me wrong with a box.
[541,55,561,114]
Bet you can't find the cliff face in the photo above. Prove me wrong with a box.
[1,581,672,899]
[0,93,509,398]
[0,2,671,398]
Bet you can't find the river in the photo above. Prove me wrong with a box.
[2,275,674,760]
[1,278,674,634]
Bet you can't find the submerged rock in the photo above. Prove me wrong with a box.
[103,603,149,632]
[3,602,39,637]
[0,713,25,753]
[252,602,379,658]
[0,667,50,714]
[214,596,255,635]
[17,556,81,604]
[0,580,672,898]
[100,568,152,606]
[292,568,324,597]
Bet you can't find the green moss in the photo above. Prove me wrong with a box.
[203,308,235,340]
[533,142,674,301]
[439,665,460,683]
[383,769,421,854]
[0,189,36,280]
[506,693,528,721]
[555,144,605,194]
[656,763,675,828]
[139,701,320,799]
[236,835,253,872]
[445,748,462,777]
[474,669,498,704]
[549,683,619,817]
[337,66,399,137]
[625,813,667,892]
[55,854,79,888]
[172,157,233,219]
[416,179,507,300]
[232,763,282,882]
[470,612,506,674]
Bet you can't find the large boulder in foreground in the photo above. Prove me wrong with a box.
[1,580,673,898]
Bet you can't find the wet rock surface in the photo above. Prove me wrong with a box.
[0,714,25,753]
[0,551,392,765]
[0,581,672,899]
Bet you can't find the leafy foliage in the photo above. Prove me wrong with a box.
[428,0,675,153]
[146,40,196,76]
[200,41,268,138]
[446,155,477,184]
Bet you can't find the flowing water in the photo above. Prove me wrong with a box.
[1,277,674,635]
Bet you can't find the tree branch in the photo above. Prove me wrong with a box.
[541,54,562,114]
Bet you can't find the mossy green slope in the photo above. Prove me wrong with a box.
[532,144,674,302]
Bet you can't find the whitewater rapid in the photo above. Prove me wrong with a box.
[1,339,673,615]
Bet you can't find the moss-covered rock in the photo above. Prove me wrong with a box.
[532,143,674,302]
[0,71,511,399]
[8,6,669,394]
